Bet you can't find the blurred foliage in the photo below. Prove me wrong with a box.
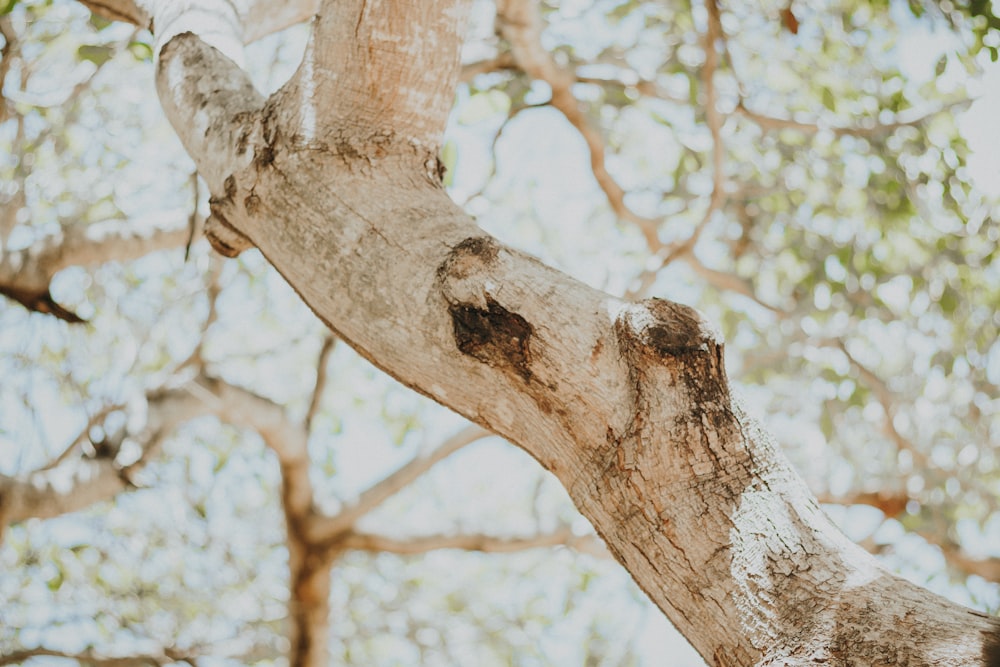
[0,0,999,664]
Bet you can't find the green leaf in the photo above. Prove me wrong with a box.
[77,44,114,66]
[89,12,112,30]
[934,54,947,77]
[128,41,153,62]
[820,408,834,441]
[0,0,18,15]
[821,87,837,112]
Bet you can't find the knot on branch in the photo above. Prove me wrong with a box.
[205,175,256,258]
[614,298,729,410]
[436,236,501,306]
[616,298,720,359]
[437,236,534,381]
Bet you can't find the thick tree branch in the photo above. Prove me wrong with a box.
[99,5,1000,665]
[272,0,467,154]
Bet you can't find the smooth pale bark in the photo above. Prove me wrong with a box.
[69,0,1000,664]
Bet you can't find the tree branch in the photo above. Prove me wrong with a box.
[0,646,199,666]
[0,387,208,529]
[342,526,609,557]
[734,99,972,138]
[0,213,196,321]
[76,0,320,44]
[828,339,928,466]
[304,335,337,434]
[460,52,517,81]
[308,425,490,543]
[495,0,661,249]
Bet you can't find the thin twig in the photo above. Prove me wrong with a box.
[41,402,127,471]
[828,340,928,466]
[734,98,972,138]
[341,525,609,558]
[309,425,490,542]
[305,335,337,434]
[496,0,662,249]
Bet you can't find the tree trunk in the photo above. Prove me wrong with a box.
[75,0,1000,664]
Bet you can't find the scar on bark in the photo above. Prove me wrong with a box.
[450,297,534,380]
[984,624,1000,667]
[438,237,533,381]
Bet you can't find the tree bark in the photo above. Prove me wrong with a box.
[70,0,1000,664]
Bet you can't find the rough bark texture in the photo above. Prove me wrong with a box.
[46,0,1000,665]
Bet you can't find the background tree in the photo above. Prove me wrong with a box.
[0,0,999,665]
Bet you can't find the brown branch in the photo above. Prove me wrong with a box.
[183,375,313,518]
[495,0,661,249]
[305,335,337,434]
[342,526,609,558]
[734,99,971,138]
[703,0,726,219]
[308,425,490,543]
[171,375,325,667]
[0,646,199,666]
[817,490,1000,583]
[41,402,127,471]
[0,387,210,529]
[816,490,910,517]
[460,52,517,81]
[828,340,928,466]
[683,253,785,314]
[0,16,16,126]
[0,212,196,320]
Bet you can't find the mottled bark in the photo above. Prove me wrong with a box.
[51,0,1000,665]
